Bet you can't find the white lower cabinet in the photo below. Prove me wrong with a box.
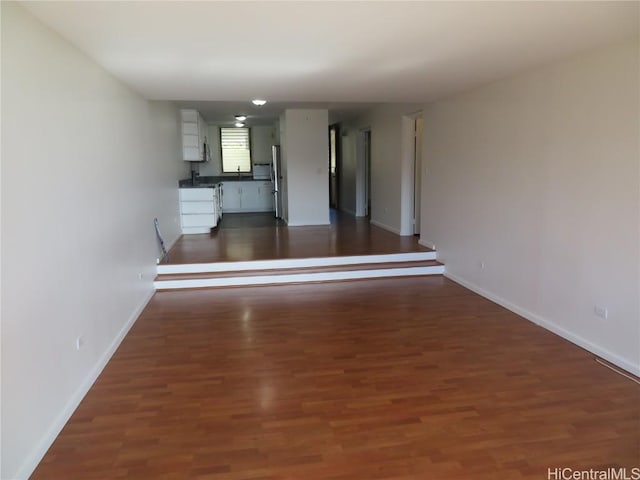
[179,187,222,234]
[221,183,242,211]
[257,181,275,211]
[240,183,262,211]
[221,181,274,213]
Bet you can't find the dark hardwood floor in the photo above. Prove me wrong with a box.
[163,211,429,264]
[32,277,640,479]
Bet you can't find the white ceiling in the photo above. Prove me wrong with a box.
[24,1,639,124]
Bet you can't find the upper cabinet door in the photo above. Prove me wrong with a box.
[182,123,198,136]
[181,110,198,123]
[183,147,200,161]
[180,109,209,162]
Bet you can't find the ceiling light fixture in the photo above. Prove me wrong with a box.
[252,99,267,106]
[235,122,245,128]
[235,115,247,121]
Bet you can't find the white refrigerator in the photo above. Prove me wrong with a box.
[271,145,282,218]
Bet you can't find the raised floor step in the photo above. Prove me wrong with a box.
[154,254,444,291]
[157,251,436,275]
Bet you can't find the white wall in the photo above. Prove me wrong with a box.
[281,109,329,226]
[421,39,640,375]
[1,4,186,478]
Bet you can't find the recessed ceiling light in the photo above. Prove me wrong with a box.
[235,122,245,128]
[235,115,247,121]
[252,99,267,106]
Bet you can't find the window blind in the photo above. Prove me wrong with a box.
[220,128,252,173]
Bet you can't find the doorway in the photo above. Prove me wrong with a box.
[329,124,340,209]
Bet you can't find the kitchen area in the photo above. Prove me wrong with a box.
[177,109,282,234]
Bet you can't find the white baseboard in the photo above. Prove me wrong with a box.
[419,239,436,250]
[15,288,155,480]
[156,230,182,264]
[444,271,640,378]
[285,221,331,227]
[161,233,181,261]
[222,208,275,214]
[165,234,180,252]
[370,219,401,235]
[181,227,211,235]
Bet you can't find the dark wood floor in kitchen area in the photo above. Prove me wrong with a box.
[163,210,430,264]
[32,276,640,479]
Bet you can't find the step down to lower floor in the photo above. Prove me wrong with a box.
[155,252,443,290]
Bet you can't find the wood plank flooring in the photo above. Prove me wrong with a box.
[163,211,430,265]
[32,277,640,479]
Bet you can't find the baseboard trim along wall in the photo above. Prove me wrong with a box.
[445,271,640,378]
[285,221,331,227]
[15,288,156,480]
[370,219,401,235]
[158,234,181,264]
[418,239,436,250]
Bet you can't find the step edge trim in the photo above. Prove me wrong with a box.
[157,251,437,274]
[155,265,444,290]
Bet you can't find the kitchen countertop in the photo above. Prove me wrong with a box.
[179,176,270,188]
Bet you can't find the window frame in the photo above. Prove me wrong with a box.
[219,127,253,174]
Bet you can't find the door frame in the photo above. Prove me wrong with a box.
[328,124,341,210]
[356,128,371,217]
[414,115,424,234]
[400,111,423,236]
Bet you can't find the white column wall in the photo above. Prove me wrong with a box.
[281,109,329,226]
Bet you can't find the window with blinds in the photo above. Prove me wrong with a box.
[220,128,252,173]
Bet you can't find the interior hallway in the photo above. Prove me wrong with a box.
[163,210,430,265]
[32,276,639,479]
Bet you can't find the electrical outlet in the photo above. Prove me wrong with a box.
[76,335,85,351]
[594,305,608,320]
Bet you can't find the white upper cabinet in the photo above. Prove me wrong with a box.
[181,109,210,162]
